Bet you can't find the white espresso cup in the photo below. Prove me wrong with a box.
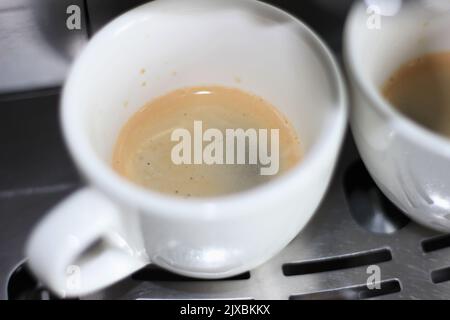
[26,0,347,297]
[345,2,450,232]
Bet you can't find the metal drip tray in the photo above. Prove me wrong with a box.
[6,135,450,300]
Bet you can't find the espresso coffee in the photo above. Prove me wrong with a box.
[112,86,301,197]
[383,52,450,138]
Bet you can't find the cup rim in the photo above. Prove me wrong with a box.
[344,2,450,159]
[61,0,348,220]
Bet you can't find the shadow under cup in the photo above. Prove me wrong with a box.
[346,2,450,231]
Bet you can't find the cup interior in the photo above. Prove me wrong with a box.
[64,0,341,170]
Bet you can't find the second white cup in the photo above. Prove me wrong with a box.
[345,1,450,232]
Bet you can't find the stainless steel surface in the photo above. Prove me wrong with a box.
[1,0,450,300]
[4,132,450,300]
[0,90,81,300]
[0,0,87,94]
[76,139,447,300]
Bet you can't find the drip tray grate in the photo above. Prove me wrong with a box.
[7,136,450,300]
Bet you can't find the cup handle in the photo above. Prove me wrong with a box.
[25,187,147,297]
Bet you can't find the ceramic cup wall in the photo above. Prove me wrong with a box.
[26,0,347,296]
[345,2,450,232]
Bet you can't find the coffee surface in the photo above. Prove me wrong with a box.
[383,52,450,138]
[112,86,301,198]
